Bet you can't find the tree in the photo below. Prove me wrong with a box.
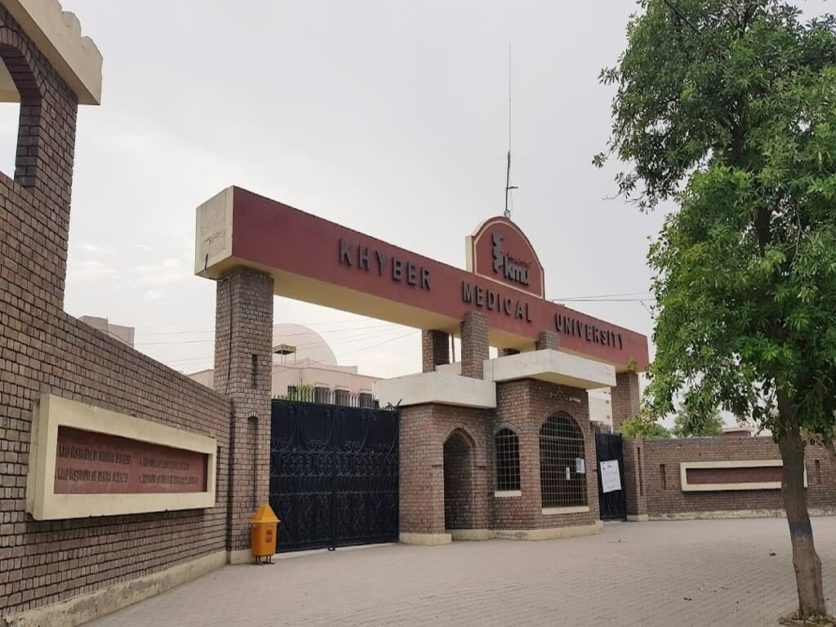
[598,1,836,619]
[671,403,724,437]
[619,415,672,439]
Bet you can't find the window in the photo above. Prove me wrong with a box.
[539,413,587,508]
[358,392,375,409]
[314,386,331,404]
[495,428,520,491]
[334,388,351,406]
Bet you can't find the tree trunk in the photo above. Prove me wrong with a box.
[777,392,827,618]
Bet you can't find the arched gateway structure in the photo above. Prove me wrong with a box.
[196,186,648,547]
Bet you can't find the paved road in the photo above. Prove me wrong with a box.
[91,517,836,626]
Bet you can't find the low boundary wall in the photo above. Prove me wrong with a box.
[630,437,836,520]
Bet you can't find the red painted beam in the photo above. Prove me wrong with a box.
[201,187,648,371]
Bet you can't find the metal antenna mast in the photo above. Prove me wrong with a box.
[504,46,517,220]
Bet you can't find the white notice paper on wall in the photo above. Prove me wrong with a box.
[575,458,585,474]
[600,460,622,493]
[565,466,571,481]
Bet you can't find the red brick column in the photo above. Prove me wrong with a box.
[622,437,648,521]
[214,267,274,561]
[536,330,560,350]
[611,371,641,431]
[460,311,488,379]
[422,329,450,372]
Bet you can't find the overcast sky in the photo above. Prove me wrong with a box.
[21,1,828,380]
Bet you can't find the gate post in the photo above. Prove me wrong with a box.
[622,437,648,521]
[611,371,641,431]
[214,267,274,563]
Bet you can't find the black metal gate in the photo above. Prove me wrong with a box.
[595,432,627,521]
[269,400,399,552]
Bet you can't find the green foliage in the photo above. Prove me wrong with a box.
[279,384,314,401]
[599,1,836,443]
[671,403,724,437]
[619,415,672,439]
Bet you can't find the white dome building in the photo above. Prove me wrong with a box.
[271,323,338,367]
[188,324,378,406]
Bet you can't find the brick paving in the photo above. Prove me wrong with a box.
[91,517,836,626]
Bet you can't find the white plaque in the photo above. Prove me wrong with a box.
[575,457,586,474]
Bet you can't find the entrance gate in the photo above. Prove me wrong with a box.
[595,432,627,521]
[269,400,399,552]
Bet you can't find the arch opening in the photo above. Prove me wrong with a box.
[443,430,474,531]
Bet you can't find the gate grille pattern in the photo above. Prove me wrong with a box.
[539,414,587,508]
[269,400,399,552]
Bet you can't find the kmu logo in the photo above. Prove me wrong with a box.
[491,231,530,287]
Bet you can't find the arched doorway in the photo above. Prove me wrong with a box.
[443,430,474,531]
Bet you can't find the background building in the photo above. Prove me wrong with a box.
[189,323,378,405]
[78,315,135,347]
[588,388,613,429]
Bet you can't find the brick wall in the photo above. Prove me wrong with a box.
[0,6,231,618]
[399,404,491,535]
[493,380,599,530]
[641,437,836,518]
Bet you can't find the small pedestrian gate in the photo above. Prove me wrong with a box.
[269,399,399,552]
[595,432,627,521]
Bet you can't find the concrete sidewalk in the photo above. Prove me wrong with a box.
[90,517,836,626]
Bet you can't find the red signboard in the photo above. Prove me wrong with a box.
[467,217,545,298]
[199,187,649,371]
[54,426,209,494]
[686,466,782,485]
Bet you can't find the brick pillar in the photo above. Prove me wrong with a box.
[622,437,648,521]
[535,330,560,350]
[460,311,488,379]
[422,329,450,372]
[214,267,274,562]
[611,371,641,431]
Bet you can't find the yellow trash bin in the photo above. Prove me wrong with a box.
[251,504,280,564]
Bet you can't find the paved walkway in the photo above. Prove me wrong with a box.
[91,518,836,626]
